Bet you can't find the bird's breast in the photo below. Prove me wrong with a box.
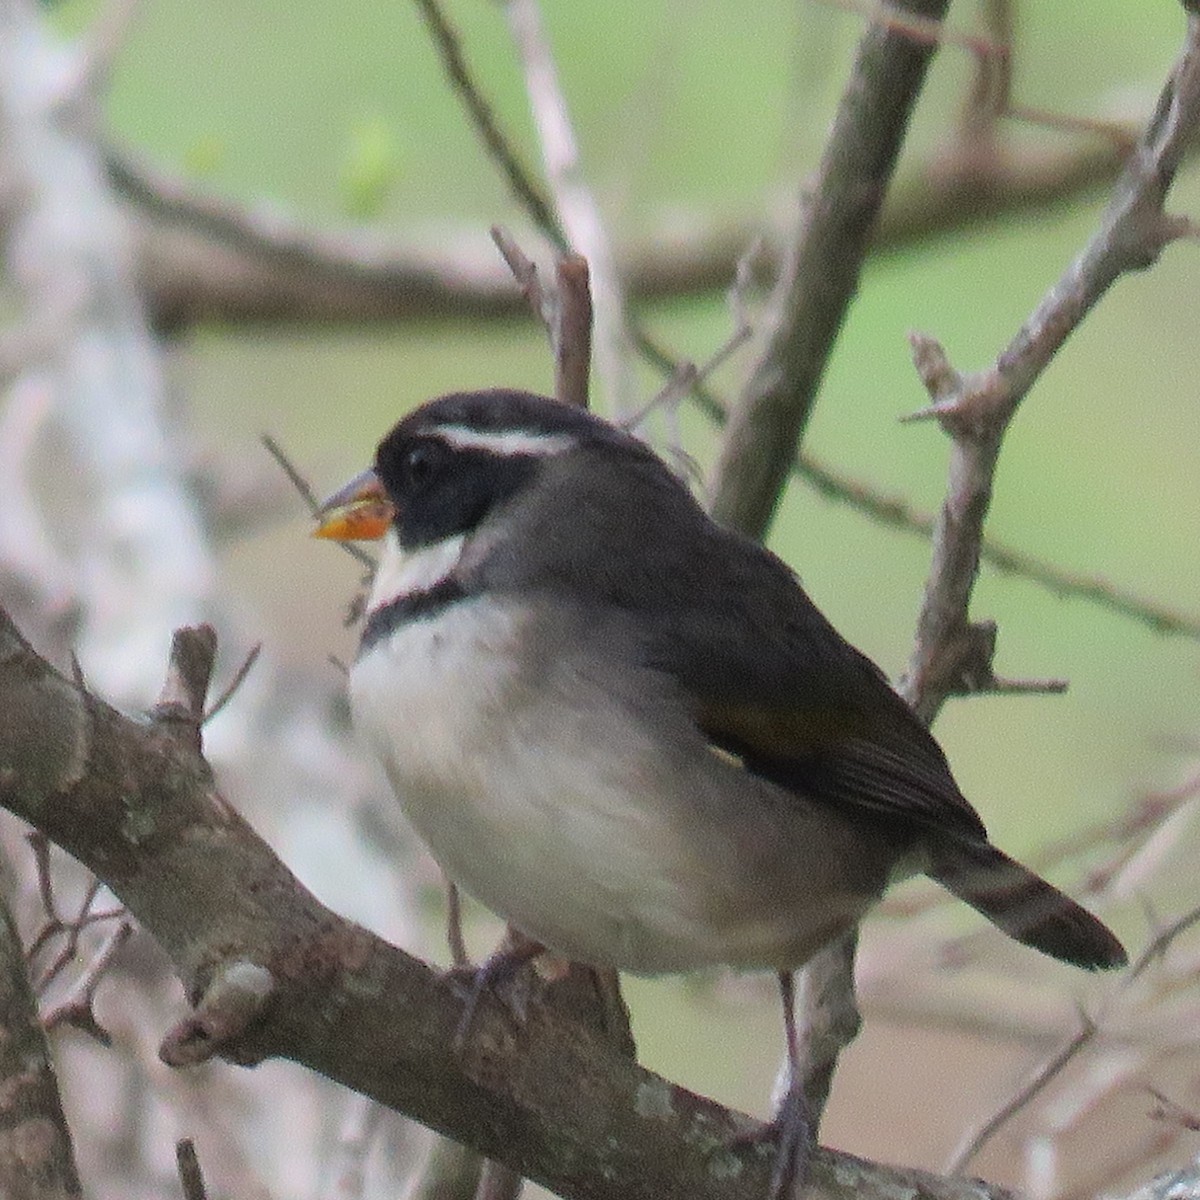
[349,597,889,974]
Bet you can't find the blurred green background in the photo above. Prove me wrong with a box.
[62,0,1200,1172]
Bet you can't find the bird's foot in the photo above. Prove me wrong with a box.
[730,1080,813,1200]
[444,937,545,1050]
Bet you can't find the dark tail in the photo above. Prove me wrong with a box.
[930,839,1127,971]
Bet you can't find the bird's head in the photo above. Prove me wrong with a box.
[313,389,666,616]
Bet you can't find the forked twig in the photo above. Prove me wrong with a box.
[948,903,1200,1171]
[262,433,375,570]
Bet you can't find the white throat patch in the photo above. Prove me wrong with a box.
[367,529,466,614]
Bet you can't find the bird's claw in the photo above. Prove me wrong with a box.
[729,1080,813,1200]
[444,941,543,1049]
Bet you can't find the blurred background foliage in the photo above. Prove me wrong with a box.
[44,0,1200,1181]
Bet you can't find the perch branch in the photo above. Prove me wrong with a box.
[0,605,1032,1200]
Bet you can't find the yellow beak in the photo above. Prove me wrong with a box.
[312,469,394,542]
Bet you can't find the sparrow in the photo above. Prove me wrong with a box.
[314,387,1126,1193]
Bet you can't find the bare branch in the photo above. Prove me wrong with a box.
[159,959,276,1067]
[0,884,84,1199]
[41,919,134,1044]
[552,253,593,409]
[93,20,1200,649]
[72,0,141,100]
[490,228,593,408]
[112,140,1138,326]
[901,11,1200,721]
[410,0,563,249]
[175,1138,209,1200]
[0,0,213,710]
[0,603,1029,1200]
[501,0,631,414]
[709,0,953,540]
[153,624,217,733]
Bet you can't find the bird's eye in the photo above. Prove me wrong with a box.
[403,441,441,486]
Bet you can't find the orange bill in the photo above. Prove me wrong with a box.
[312,469,393,542]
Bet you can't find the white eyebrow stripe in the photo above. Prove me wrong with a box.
[431,425,577,456]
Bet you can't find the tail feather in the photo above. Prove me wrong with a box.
[930,839,1126,971]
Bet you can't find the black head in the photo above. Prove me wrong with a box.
[373,389,642,549]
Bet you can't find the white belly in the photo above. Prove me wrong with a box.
[350,597,881,974]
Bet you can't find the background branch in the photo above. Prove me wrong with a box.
[107,138,1140,329]
[501,0,633,415]
[708,0,952,539]
[901,7,1200,722]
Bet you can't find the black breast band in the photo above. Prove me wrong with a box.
[359,576,469,654]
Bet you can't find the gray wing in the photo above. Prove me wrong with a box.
[641,523,988,843]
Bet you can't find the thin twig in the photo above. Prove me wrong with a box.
[262,433,321,512]
[902,9,1200,722]
[947,1015,1098,1172]
[176,1138,210,1200]
[411,0,564,250]
[627,323,751,436]
[25,838,130,996]
[203,642,262,724]
[490,227,593,409]
[948,901,1200,1171]
[42,919,134,1045]
[1147,1088,1200,1133]
[490,227,551,324]
[33,880,124,994]
[501,0,631,414]
[262,433,375,570]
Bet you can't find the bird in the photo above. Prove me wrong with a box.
[313,387,1126,1194]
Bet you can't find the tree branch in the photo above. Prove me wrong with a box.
[501,0,633,415]
[901,5,1200,723]
[106,133,1138,329]
[0,607,1028,1200]
[708,0,952,540]
[0,887,84,1200]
